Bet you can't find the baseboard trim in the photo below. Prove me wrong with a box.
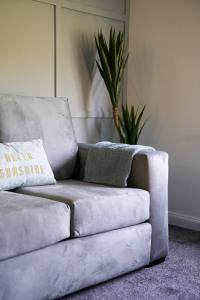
[169,211,200,231]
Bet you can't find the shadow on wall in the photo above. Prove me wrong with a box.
[69,32,115,142]
[76,32,112,118]
[71,32,92,111]
[70,32,114,143]
[73,117,115,143]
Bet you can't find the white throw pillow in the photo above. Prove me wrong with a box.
[0,139,56,190]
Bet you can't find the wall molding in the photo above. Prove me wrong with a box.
[35,0,128,21]
[169,211,200,231]
[34,0,59,6]
[71,111,113,118]
[61,0,127,22]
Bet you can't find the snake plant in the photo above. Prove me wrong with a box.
[95,28,147,144]
[119,104,147,144]
[95,28,127,140]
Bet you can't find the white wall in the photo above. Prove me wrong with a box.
[0,0,129,143]
[128,0,200,230]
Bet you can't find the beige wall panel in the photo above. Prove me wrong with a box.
[0,0,129,143]
[64,0,126,14]
[61,8,123,118]
[128,0,200,225]
[73,118,115,143]
[0,0,54,96]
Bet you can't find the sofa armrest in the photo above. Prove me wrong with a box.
[128,151,169,262]
[77,143,169,262]
[76,143,94,180]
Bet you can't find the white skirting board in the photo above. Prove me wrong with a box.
[169,211,200,231]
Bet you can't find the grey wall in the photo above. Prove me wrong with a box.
[128,0,200,230]
[0,0,129,143]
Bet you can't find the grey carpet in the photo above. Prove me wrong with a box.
[61,226,200,300]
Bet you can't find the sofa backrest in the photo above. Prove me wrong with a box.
[0,94,78,180]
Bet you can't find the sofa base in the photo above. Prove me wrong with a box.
[0,223,151,300]
[146,257,166,268]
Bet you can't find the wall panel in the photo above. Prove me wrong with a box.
[0,0,129,142]
[65,0,126,15]
[0,0,55,96]
[59,1,127,141]
[61,8,123,118]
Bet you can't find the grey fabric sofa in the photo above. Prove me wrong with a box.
[0,94,169,300]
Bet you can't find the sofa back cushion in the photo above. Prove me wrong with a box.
[0,94,78,179]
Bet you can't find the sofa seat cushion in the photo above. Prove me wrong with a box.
[16,180,150,237]
[0,191,70,261]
